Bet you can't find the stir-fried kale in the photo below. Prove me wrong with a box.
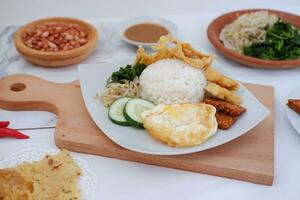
[243,21,300,60]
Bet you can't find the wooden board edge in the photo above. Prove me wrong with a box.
[55,139,274,185]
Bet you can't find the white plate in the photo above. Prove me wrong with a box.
[0,148,97,200]
[79,60,270,155]
[116,16,178,48]
[286,85,300,134]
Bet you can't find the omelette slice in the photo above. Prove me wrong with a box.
[141,103,217,147]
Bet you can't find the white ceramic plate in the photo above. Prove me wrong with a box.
[0,148,97,200]
[286,85,300,134]
[79,60,270,155]
[116,16,178,48]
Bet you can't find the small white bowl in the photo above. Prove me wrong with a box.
[117,16,178,48]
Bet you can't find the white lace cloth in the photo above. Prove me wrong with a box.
[0,148,97,200]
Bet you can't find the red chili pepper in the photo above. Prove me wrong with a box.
[0,121,10,128]
[0,128,29,139]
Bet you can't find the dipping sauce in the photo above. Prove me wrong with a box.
[124,23,169,43]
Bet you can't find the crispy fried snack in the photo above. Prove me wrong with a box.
[215,112,237,130]
[205,82,241,105]
[135,35,213,69]
[0,169,33,200]
[287,99,300,115]
[205,67,239,90]
[203,97,246,116]
[135,43,173,66]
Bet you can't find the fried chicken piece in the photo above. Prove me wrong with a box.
[287,99,300,115]
[205,67,240,90]
[205,82,241,105]
[203,97,246,116]
[215,112,238,130]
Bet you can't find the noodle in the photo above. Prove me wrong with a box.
[98,77,140,107]
[220,11,278,53]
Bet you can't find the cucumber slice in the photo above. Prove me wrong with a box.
[108,97,131,126]
[124,98,155,128]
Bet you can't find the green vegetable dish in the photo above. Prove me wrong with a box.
[108,63,146,84]
[220,11,300,61]
[243,21,300,60]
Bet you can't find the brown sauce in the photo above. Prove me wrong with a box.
[124,23,169,43]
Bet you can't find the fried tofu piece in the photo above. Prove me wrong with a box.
[287,99,300,115]
[205,67,240,90]
[205,82,241,105]
[203,97,246,116]
[215,112,237,130]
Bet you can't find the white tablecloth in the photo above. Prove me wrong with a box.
[1,1,300,199]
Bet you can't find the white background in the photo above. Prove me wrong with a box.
[0,0,299,25]
[0,0,300,200]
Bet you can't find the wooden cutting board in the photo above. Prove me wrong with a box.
[0,75,274,185]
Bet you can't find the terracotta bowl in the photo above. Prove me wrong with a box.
[207,9,300,69]
[14,17,99,68]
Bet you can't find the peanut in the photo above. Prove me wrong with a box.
[22,22,88,52]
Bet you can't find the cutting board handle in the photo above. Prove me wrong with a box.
[0,74,77,114]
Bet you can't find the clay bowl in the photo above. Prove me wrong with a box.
[14,17,98,68]
[207,9,300,69]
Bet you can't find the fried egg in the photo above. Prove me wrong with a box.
[141,103,217,147]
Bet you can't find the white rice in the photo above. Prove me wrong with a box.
[139,58,207,105]
[220,11,278,53]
